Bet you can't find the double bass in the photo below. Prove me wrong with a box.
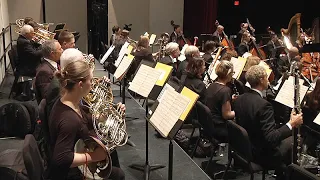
[170,20,191,47]
[246,18,267,60]
[214,20,235,50]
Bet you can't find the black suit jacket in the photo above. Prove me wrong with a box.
[212,30,223,44]
[160,56,177,76]
[35,60,57,103]
[169,32,178,43]
[17,35,43,76]
[237,42,250,56]
[234,90,291,155]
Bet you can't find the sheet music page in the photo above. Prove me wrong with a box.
[231,57,247,79]
[114,54,134,80]
[149,87,190,137]
[275,76,309,108]
[157,83,175,103]
[149,34,156,45]
[100,45,115,64]
[128,64,162,97]
[313,113,320,126]
[115,42,130,67]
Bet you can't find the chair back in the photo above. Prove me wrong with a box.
[22,134,44,180]
[227,120,253,162]
[8,45,18,72]
[286,164,319,180]
[195,101,216,137]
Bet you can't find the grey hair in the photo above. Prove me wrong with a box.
[165,42,179,54]
[20,25,34,36]
[60,48,84,69]
[245,65,267,88]
[41,40,58,58]
[185,45,199,58]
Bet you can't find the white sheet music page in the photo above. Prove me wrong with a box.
[149,87,190,137]
[149,34,156,45]
[114,54,134,80]
[128,64,161,98]
[313,113,320,126]
[100,45,115,64]
[230,57,246,79]
[115,42,130,67]
[275,76,309,108]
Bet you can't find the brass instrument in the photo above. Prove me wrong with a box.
[15,18,56,44]
[83,53,96,69]
[154,32,170,61]
[75,77,128,179]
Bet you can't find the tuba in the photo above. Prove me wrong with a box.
[75,77,128,179]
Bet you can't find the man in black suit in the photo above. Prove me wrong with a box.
[234,65,303,177]
[34,40,63,103]
[212,25,224,45]
[160,42,180,77]
[17,24,43,77]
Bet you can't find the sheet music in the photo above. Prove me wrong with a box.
[231,57,247,79]
[157,83,175,103]
[100,45,115,64]
[275,76,309,108]
[114,54,134,80]
[313,113,320,126]
[149,87,190,137]
[149,34,156,45]
[115,42,130,67]
[128,64,162,97]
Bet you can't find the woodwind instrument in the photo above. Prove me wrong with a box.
[292,61,302,165]
[203,47,223,87]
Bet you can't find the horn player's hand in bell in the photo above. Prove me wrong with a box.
[117,102,126,116]
[88,147,108,162]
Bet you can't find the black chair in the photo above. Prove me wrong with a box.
[223,120,267,180]
[23,134,45,180]
[8,45,19,98]
[286,164,319,180]
[190,101,226,171]
[38,99,52,166]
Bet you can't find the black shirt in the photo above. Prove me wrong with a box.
[206,82,231,124]
[48,99,92,180]
[180,72,206,103]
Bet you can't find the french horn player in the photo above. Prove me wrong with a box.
[48,58,126,179]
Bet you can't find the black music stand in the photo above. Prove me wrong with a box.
[128,62,168,180]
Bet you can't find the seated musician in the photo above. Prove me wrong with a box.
[235,23,255,47]
[206,60,236,141]
[128,35,154,79]
[237,31,251,57]
[160,42,180,76]
[239,55,261,85]
[302,78,320,152]
[58,30,76,50]
[34,40,63,103]
[110,25,121,46]
[176,45,200,79]
[202,41,217,65]
[48,60,125,180]
[17,24,43,77]
[180,57,207,103]
[234,65,303,178]
[212,25,224,45]
[220,49,238,61]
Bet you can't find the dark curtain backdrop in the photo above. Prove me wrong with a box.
[183,0,218,40]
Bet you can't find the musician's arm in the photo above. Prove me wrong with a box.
[221,88,235,120]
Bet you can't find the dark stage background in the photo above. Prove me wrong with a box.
[184,0,319,39]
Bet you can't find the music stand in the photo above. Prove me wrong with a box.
[128,62,167,180]
[146,84,199,180]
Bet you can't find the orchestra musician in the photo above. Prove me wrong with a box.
[160,42,180,76]
[176,45,200,79]
[212,25,225,45]
[202,41,217,65]
[48,60,125,180]
[169,23,183,43]
[237,31,251,57]
[234,65,303,179]
[180,57,207,103]
[110,25,121,46]
[58,30,76,50]
[239,55,261,85]
[206,61,236,142]
[17,24,43,77]
[34,40,63,104]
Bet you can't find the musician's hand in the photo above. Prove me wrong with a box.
[89,147,107,162]
[117,102,126,115]
[232,94,238,101]
[101,76,111,83]
[289,110,303,128]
